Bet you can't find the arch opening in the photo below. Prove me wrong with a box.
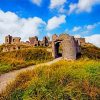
[55,42,62,58]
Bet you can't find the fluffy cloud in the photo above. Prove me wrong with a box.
[31,0,42,6]
[86,25,95,30]
[85,34,100,47]
[85,22,100,30]
[0,10,46,43]
[77,0,100,13]
[72,26,81,32]
[68,0,100,14]
[68,3,77,15]
[49,0,66,9]
[47,15,66,30]
[71,22,100,34]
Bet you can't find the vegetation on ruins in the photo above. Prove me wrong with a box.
[1,59,100,100]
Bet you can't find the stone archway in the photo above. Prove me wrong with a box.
[54,41,62,58]
[52,34,80,60]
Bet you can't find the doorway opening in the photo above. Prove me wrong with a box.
[55,42,62,58]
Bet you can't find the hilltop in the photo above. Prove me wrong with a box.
[0,34,100,99]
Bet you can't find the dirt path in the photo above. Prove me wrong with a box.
[0,57,62,94]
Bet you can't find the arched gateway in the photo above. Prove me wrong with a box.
[52,34,80,60]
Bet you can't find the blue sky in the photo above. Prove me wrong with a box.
[0,0,100,47]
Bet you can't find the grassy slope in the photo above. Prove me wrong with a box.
[0,48,53,75]
[1,59,100,100]
[0,45,100,99]
[81,45,100,59]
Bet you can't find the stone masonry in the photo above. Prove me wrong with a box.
[52,34,85,60]
[5,35,21,44]
[4,34,85,60]
[29,36,50,47]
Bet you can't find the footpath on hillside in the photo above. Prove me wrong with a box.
[0,57,62,94]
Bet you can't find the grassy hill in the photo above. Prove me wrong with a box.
[0,44,99,75]
[0,45,100,99]
[0,47,53,75]
[1,59,100,100]
[81,45,100,59]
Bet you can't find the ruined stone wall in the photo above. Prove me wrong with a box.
[62,36,77,60]
[5,35,12,44]
[29,36,39,46]
[5,35,21,44]
[52,34,80,60]
[42,36,50,46]
[75,38,85,46]
[12,37,21,44]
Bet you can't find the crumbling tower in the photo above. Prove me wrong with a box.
[42,36,50,46]
[5,35,21,44]
[52,34,80,60]
[5,35,12,44]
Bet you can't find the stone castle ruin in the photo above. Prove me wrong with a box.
[52,34,85,60]
[3,35,21,52]
[29,36,51,47]
[3,35,51,52]
[5,35,21,44]
[3,34,86,60]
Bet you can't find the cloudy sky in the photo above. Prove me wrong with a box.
[0,0,100,47]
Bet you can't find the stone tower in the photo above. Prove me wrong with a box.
[5,35,21,44]
[5,35,12,44]
[42,36,50,46]
[52,34,80,60]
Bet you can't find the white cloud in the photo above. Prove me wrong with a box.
[49,0,66,9]
[71,22,100,35]
[0,10,46,43]
[72,26,81,32]
[77,0,100,13]
[85,34,100,47]
[68,3,77,15]
[86,25,95,30]
[59,6,66,13]
[68,0,100,14]
[47,15,66,30]
[31,0,42,6]
[85,22,100,30]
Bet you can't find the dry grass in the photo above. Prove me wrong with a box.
[1,59,100,100]
[0,48,53,75]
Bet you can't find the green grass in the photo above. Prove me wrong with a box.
[1,59,100,100]
[0,48,53,75]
